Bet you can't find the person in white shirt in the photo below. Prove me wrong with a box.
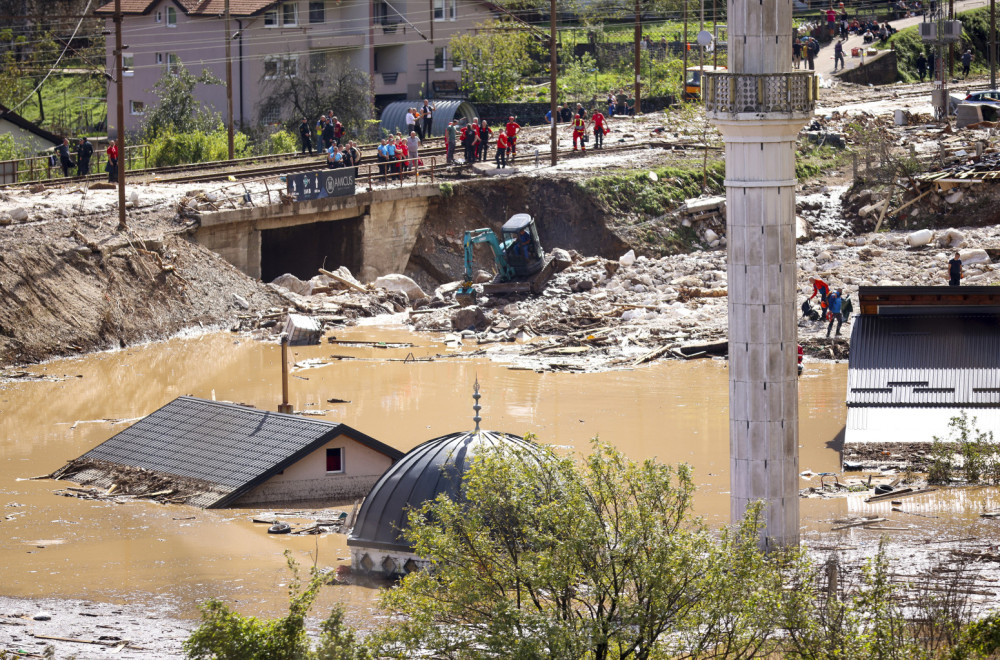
[405,108,417,135]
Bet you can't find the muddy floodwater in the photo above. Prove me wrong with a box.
[2,327,999,625]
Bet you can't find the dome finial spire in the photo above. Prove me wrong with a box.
[472,377,482,433]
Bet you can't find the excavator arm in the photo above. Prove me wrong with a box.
[457,229,515,304]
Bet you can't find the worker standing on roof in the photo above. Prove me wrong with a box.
[809,277,830,308]
[948,252,963,286]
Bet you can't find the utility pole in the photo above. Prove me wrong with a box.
[114,0,127,231]
[634,0,641,114]
[550,0,557,166]
[991,0,996,89]
[225,0,234,159]
[712,0,718,69]
[683,0,688,98]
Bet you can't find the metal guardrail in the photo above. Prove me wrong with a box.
[703,72,817,115]
[0,144,150,185]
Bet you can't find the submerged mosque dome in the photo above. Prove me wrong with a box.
[347,382,534,576]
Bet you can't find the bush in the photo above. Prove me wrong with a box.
[928,411,997,484]
[0,134,28,161]
[147,129,250,167]
[265,129,298,155]
[184,551,371,660]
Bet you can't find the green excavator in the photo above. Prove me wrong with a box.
[455,214,556,306]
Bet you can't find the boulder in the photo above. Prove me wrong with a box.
[619,249,636,267]
[271,273,313,296]
[473,269,493,284]
[945,190,964,204]
[451,305,488,331]
[550,247,572,271]
[704,228,719,243]
[434,281,462,301]
[906,229,934,247]
[959,248,990,265]
[671,275,702,287]
[936,228,966,249]
[8,207,28,222]
[375,274,427,300]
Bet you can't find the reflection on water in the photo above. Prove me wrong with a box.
[0,329,994,622]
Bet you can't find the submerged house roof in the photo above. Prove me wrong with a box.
[70,396,402,508]
[845,286,1000,446]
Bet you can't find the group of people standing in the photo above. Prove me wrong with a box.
[54,136,118,183]
[375,132,422,175]
[809,277,848,338]
[299,113,345,155]
[444,116,520,169]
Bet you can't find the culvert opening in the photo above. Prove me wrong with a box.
[260,219,362,282]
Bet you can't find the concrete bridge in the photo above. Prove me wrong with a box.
[194,183,439,283]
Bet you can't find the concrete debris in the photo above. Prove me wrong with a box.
[937,228,966,249]
[232,294,250,310]
[272,273,313,296]
[682,195,726,215]
[960,248,990,265]
[451,305,488,331]
[906,229,934,247]
[284,314,323,345]
[374,274,427,301]
[619,249,636,267]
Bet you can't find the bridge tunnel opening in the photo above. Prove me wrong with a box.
[260,218,363,282]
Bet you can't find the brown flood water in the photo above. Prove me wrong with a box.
[1,327,997,623]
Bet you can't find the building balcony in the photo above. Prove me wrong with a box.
[704,72,817,117]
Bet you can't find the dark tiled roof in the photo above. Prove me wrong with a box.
[0,104,63,145]
[79,396,401,507]
[96,0,277,15]
[348,430,535,554]
[847,314,1000,408]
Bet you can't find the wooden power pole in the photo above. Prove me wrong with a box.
[634,0,641,114]
[550,0,557,165]
[225,0,234,159]
[114,0,127,231]
[991,0,997,89]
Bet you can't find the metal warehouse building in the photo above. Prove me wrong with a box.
[846,286,1000,448]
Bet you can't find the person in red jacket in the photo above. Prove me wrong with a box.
[106,139,119,183]
[590,110,606,149]
[504,116,520,160]
[496,132,509,169]
[809,277,830,308]
[571,113,587,151]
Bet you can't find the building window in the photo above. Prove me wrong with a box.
[264,8,279,26]
[283,55,298,77]
[309,50,326,73]
[129,100,145,115]
[122,53,134,76]
[155,10,162,22]
[326,447,343,473]
[433,0,444,20]
[155,52,163,64]
[264,57,279,78]
[309,1,324,22]
[282,2,298,26]
[451,53,462,70]
[166,6,176,26]
[434,47,446,71]
[166,52,179,74]
[448,0,456,20]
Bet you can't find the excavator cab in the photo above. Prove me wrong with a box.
[501,213,544,277]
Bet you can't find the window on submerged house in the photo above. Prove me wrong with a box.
[326,447,343,473]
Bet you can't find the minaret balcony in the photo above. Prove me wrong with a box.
[704,72,817,119]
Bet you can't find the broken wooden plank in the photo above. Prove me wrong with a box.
[865,487,936,503]
[318,268,367,293]
[30,634,125,647]
[831,517,887,531]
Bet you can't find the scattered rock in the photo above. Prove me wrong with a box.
[374,274,427,300]
[451,305,488,331]
[271,273,313,296]
[959,248,990,265]
[33,612,52,621]
[550,247,573,271]
[619,249,636,267]
[232,294,249,310]
[8,207,28,223]
[936,228,966,249]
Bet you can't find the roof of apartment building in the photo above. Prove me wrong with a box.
[96,0,278,16]
[56,395,403,508]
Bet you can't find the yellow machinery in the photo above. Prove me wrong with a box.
[684,65,727,101]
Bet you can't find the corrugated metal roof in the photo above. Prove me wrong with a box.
[847,314,1000,408]
[380,101,478,139]
[347,430,535,554]
[78,396,401,508]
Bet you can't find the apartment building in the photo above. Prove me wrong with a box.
[97,0,496,135]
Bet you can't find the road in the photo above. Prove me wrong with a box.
[811,0,989,78]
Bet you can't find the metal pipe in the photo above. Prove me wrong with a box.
[279,334,292,413]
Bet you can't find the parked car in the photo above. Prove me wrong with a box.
[964,90,1000,105]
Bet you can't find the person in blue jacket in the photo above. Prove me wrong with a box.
[826,289,844,338]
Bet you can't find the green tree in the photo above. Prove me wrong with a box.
[142,60,223,140]
[184,551,372,660]
[257,56,373,138]
[452,21,540,102]
[377,440,783,660]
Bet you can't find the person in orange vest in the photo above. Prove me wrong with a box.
[571,113,587,151]
[496,131,509,169]
[504,116,520,161]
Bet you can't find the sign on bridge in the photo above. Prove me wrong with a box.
[287,169,356,201]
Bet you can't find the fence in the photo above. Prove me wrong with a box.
[703,72,817,115]
[0,144,150,185]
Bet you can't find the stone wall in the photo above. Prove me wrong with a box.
[835,49,898,86]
